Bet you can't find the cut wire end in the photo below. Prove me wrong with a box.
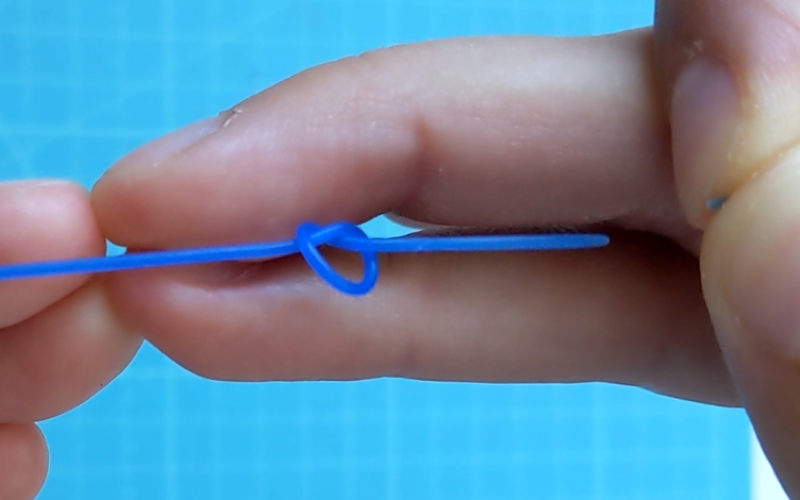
[707,197,728,211]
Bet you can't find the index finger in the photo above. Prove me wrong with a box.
[92,31,689,250]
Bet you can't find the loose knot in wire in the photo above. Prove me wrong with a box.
[294,221,379,296]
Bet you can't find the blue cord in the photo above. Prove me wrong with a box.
[0,221,609,296]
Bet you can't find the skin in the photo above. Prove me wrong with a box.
[0,181,141,499]
[6,0,800,498]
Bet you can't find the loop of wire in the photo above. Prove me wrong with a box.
[295,222,380,295]
[0,221,609,296]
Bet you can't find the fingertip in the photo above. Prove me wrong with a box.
[0,180,106,328]
[0,423,49,500]
[702,148,800,361]
[0,179,105,257]
[91,113,236,247]
[701,149,800,498]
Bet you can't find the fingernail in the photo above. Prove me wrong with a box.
[117,110,235,167]
[715,150,800,356]
[671,56,742,228]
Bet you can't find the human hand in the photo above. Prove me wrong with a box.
[0,181,140,499]
[86,0,800,496]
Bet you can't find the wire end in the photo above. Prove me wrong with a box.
[707,197,728,211]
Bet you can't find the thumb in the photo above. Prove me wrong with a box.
[657,0,800,496]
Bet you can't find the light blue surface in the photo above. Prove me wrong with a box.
[0,1,750,499]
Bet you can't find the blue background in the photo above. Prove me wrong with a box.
[0,1,751,499]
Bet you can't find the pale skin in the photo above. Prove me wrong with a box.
[5,0,800,498]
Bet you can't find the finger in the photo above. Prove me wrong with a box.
[107,231,735,406]
[92,31,696,250]
[0,424,47,500]
[656,0,800,496]
[0,180,105,328]
[0,278,141,422]
[0,180,133,498]
[656,0,800,227]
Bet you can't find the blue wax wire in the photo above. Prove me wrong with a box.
[0,221,609,295]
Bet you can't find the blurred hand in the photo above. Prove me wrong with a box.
[0,0,790,497]
[0,181,140,499]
